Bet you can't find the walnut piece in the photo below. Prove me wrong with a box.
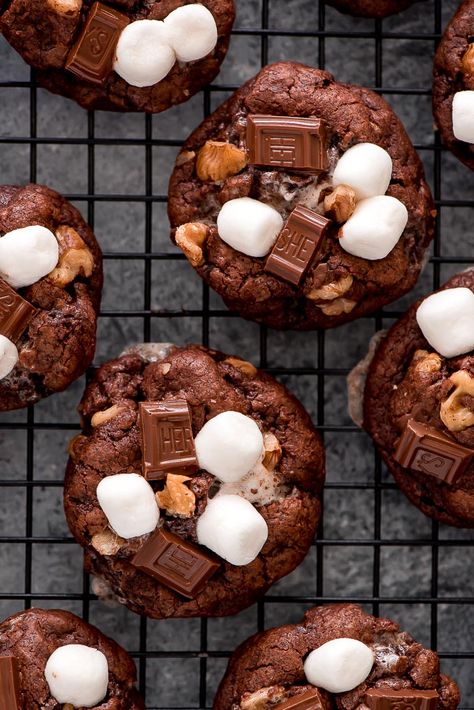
[48,225,94,288]
[323,184,357,222]
[91,404,125,428]
[92,528,125,556]
[307,274,353,301]
[440,370,474,432]
[175,150,196,167]
[67,434,87,461]
[47,0,82,14]
[196,141,248,182]
[240,686,288,710]
[175,222,209,267]
[156,474,196,517]
[412,349,442,375]
[223,356,257,377]
[318,297,357,316]
[262,432,282,471]
[462,44,474,79]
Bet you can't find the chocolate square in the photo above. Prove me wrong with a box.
[265,205,331,285]
[274,689,328,710]
[394,419,473,485]
[132,528,220,598]
[0,277,36,344]
[0,656,21,710]
[365,689,439,710]
[139,400,197,480]
[247,115,328,173]
[65,2,129,86]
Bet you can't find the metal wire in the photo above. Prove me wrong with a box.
[0,0,473,707]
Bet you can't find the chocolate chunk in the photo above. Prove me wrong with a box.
[274,689,328,710]
[132,527,220,598]
[394,419,473,485]
[0,277,36,343]
[65,2,129,86]
[365,689,439,710]
[0,656,21,710]
[265,206,331,285]
[247,115,328,173]
[139,400,197,481]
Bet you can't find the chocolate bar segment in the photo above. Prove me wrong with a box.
[0,277,36,343]
[247,115,328,173]
[274,689,328,710]
[265,206,331,285]
[394,419,473,485]
[0,656,21,710]
[365,688,439,710]
[65,2,129,86]
[140,400,197,480]
[132,527,220,598]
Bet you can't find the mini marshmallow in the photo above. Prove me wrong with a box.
[217,197,284,258]
[96,473,160,539]
[195,411,264,483]
[304,638,374,693]
[452,91,474,144]
[416,287,474,358]
[339,195,408,260]
[332,142,393,200]
[0,335,18,380]
[114,20,176,88]
[44,644,108,707]
[164,4,218,63]
[0,225,59,289]
[196,494,268,566]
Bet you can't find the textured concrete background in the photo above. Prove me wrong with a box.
[0,0,473,707]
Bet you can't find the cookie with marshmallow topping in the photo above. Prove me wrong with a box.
[64,342,325,618]
[169,62,434,330]
[0,608,144,709]
[214,604,460,710]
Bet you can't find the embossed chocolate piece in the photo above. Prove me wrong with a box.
[274,689,328,710]
[394,419,473,485]
[265,206,331,285]
[247,115,328,173]
[132,527,220,598]
[365,688,439,710]
[0,656,21,710]
[0,277,36,343]
[65,2,129,86]
[139,400,197,480]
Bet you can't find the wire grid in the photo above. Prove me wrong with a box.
[0,0,473,707]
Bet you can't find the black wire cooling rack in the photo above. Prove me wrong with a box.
[0,0,473,707]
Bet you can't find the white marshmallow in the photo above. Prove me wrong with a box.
[164,4,218,63]
[304,638,374,693]
[195,411,264,483]
[196,494,268,566]
[44,644,109,708]
[0,335,18,380]
[452,91,474,144]
[339,195,408,260]
[0,225,59,289]
[96,473,160,539]
[114,20,176,88]
[332,142,393,200]
[217,198,284,258]
[416,287,474,358]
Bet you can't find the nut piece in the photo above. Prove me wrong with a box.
[412,349,442,375]
[156,474,196,517]
[307,274,353,302]
[47,0,82,14]
[67,434,87,461]
[223,356,257,377]
[196,141,248,182]
[462,44,474,79]
[262,432,282,471]
[92,528,125,556]
[91,404,125,428]
[240,686,288,710]
[175,222,209,267]
[440,370,474,433]
[318,297,357,316]
[323,184,357,223]
[48,225,94,288]
[175,150,196,167]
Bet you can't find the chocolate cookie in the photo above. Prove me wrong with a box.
[0,608,144,709]
[64,343,325,618]
[433,0,474,170]
[0,183,102,411]
[214,604,460,710]
[354,270,474,527]
[0,0,235,113]
[326,0,423,18]
[168,62,435,330]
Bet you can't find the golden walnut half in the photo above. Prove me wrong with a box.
[175,222,209,267]
[462,44,474,80]
[196,141,248,182]
[48,225,94,288]
[440,370,474,433]
[240,686,288,710]
[323,185,357,223]
[307,274,353,302]
[156,474,196,517]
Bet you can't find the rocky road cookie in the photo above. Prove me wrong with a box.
[326,0,423,18]
[352,270,474,527]
[168,62,435,330]
[0,608,144,709]
[433,0,474,170]
[213,604,460,710]
[64,343,325,618]
[0,183,102,411]
[0,0,235,113]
